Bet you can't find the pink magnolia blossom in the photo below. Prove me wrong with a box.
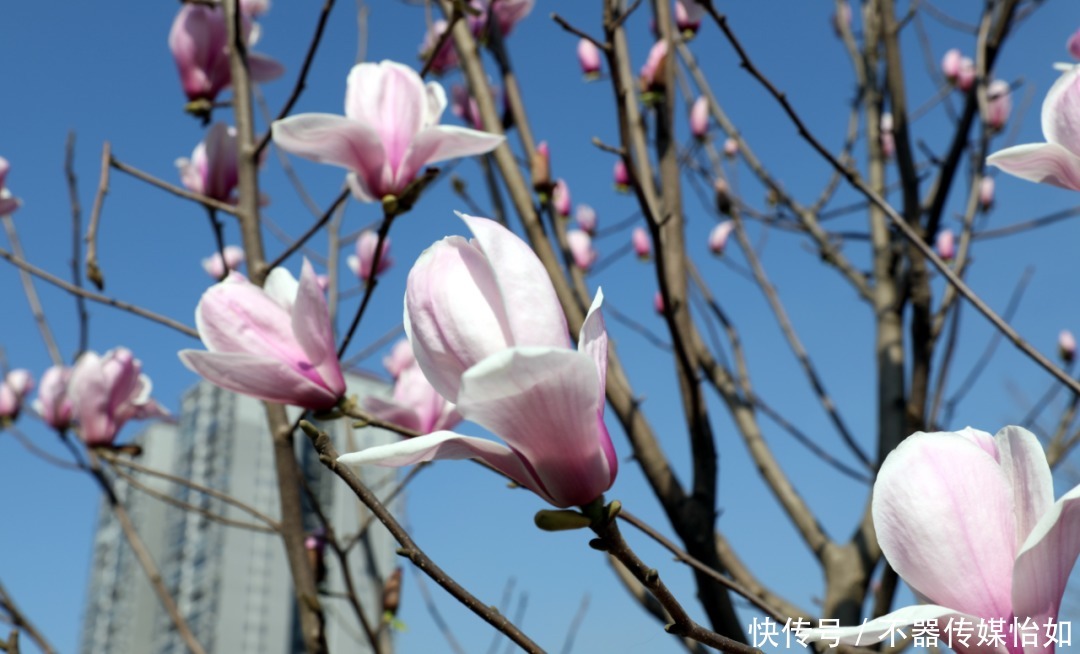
[202,245,246,279]
[347,231,393,282]
[674,1,704,36]
[989,65,1080,191]
[575,204,597,235]
[177,123,239,203]
[613,160,631,190]
[1068,28,1080,60]
[723,137,738,158]
[632,226,651,259]
[1060,330,1077,363]
[450,85,483,131]
[979,176,996,210]
[802,426,1080,654]
[365,362,461,435]
[956,56,976,92]
[880,112,895,159]
[708,221,734,255]
[640,40,669,92]
[577,39,602,79]
[987,79,1012,132]
[567,229,598,270]
[383,339,416,379]
[0,370,33,422]
[0,157,21,216]
[341,214,616,508]
[168,4,284,105]
[69,349,168,446]
[935,228,956,261]
[552,179,571,217]
[179,260,346,411]
[240,0,270,18]
[272,61,504,203]
[690,96,709,140]
[33,366,73,431]
[941,48,963,81]
[467,0,534,38]
[419,20,459,77]
[653,291,665,315]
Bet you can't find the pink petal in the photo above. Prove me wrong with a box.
[291,260,345,399]
[872,432,1016,620]
[272,113,389,196]
[994,426,1054,548]
[396,126,504,189]
[363,396,423,434]
[987,142,1080,191]
[248,52,285,83]
[69,352,117,445]
[1041,64,1080,154]
[195,274,304,363]
[178,350,340,410]
[337,430,553,503]
[578,289,608,402]
[460,214,571,349]
[345,61,427,172]
[1011,484,1080,643]
[456,347,613,508]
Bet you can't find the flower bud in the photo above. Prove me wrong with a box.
[709,221,734,256]
[675,1,703,38]
[978,177,995,211]
[348,231,393,282]
[577,38,602,79]
[567,229,598,270]
[987,79,1012,132]
[575,204,597,235]
[723,138,739,158]
[1060,329,1077,363]
[202,245,245,279]
[941,49,962,82]
[640,40,668,93]
[690,96,709,140]
[613,160,631,192]
[552,179,571,217]
[935,228,956,261]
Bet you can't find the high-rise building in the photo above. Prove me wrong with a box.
[80,377,400,654]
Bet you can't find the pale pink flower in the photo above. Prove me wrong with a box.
[1060,330,1077,363]
[179,261,346,410]
[653,291,665,315]
[690,96,709,140]
[365,362,461,435]
[802,426,1080,654]
[941,48,963,82]
[979,176,995,210]
[989,65,1080,191]
[674,0,704,36]
[168,4,284,105]
[575,204,597,235]
[468,0,534,38]
[935,228,956,260]
[177,124,239,202]
[450,85,483,131]
[240,0,270,18]
[202,245,246,279]
[0,370,33,422]
[272,61,504,203]
[723,138,738,158]
[987,79,1012,132]
[1068,28,1080,60]
[880,112,895,159]
[632,226,651,259]
[0,157,21,216]
[347,231,393,282]
[613,160,631,190]
[419,20,459,77]
[33,366,73,431]
[341,214,616,508]
[956,56,976,92]
[567,229,598,270]
[577,38,602,78]
[383,339,416,379]
[69,349,169,446]
[552,179,571,217]
[640,40,668,92]
[708,221,734,255]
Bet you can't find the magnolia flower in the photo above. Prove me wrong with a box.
[690,96,709,140]
[33,366,73,431]
[567,229,598,270]
[177,123,239,203]
[272,61,504,203]
[801,426,1080,654]
[69,349,168,446]
[0,157,21,216]
[880,112,895,159]
[179,261,346,410]
[468,0,534,38]
[552,179,571,217]
[366,362,461,435]
[979,176,995,211]
[723,137,739,158]
[202,245,246,279]
[450,85,483,131]
[987,79,1012,132]
[419,20,459,76]
[935,228,956,260]
[632,227,651,259]
[613,160,630,190]
[578,39,601,79]
[675,0,704,36]
[168,4,284,105]
[653,290,665,315]
[1060,329,1077,363]
[383,339,416,379]
[988,65,1080,191]
[941,48,963,82]
[341,214,617,508]
[956,56,976,92]
[640,40,669,92]
[0,370,33,423]
[708,221,734,255]
[575,204,597,235]
[1068,28,1080,60]
[347,231,393,282]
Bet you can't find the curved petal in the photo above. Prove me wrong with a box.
[456,347,613,507]
[405,235,513,401]
[987,142,1080,191]
[995,426,1054,548]
[272,113,389,195]
[195,274,304,363]
[338,430,552,503]
[292,260,345,398]
[263,266,299,312]
[345,61,427,171]
[363,396,423,434]
[798,605,996,653]
[178,350,340,410]
[1041,64,1080,154]
[396,126,504,188]
[459,214,571,349]
[248,52,285,83]
[69,352,117,445]
[424,80,449,126]
[578,288,608,397]
[1011,484,1080,643]
[873,432,1016,620]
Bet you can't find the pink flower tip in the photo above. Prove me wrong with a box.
[708,221,734,255]
[577,39,602,78]
[935,228,956,261]
[1060,330,1077,363]
[348,231,393,282]
[631,227,651,259]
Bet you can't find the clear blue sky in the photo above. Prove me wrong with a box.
[2,2,1080,653]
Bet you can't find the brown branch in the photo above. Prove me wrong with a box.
[84,142,111,290]
[0,581,53,654]
[266,189,349,272]
[1,216,62,366]
[64,132,90,357]
[110,156,240,217]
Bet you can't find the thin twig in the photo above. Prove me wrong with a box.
[110,156,239,217]
[84,142,112,290]
[0,581,54,654]
[1,216,62,366]
[64,132,90,358]
[266,189,349,272]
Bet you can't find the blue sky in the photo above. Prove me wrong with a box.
[3,2,1080,653]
